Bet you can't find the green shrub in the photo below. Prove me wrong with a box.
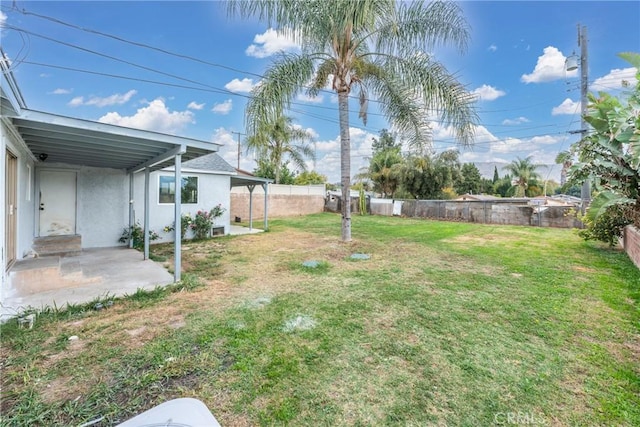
[118,222,160,250]
[578,204,632,247]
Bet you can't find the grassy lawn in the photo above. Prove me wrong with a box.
[1,213,639,426]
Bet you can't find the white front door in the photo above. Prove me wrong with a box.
[39,170,77,236]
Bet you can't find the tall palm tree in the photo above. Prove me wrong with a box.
[555,150,573,186]
[228,0,477,241]
[503,156,541,197]
[357,149,403,198]
[245,114,315,184]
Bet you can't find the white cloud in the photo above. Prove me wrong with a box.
[310,127,377,183]
[212,99,233,115]
[488,44,497,52]
[225,78,257,93]
[472,84,506,101]
[245,28,299,58]
[210,128,250,170]
[551,98,581,115]
[315,136,340,152]
[591,67,638,91]
[501,117,530,125]
[211,127,237,147]
[528,135,563,146]
[187,101,205,110]
[98,98,194,134]
[490,136,528,154]
[0,11,6,29]
[50,88,72,95]
[68,90,137,107]
[292,124,319,139]
[529,150,561,168]
[442,123,565,182]
[68,96,84,107]
[521,46,577,83]
[296,93,324,103]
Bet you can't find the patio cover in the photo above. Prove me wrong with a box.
[2,86,220,284]
[3,108,218,173]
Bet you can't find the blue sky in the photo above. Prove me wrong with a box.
[2,1,639,184]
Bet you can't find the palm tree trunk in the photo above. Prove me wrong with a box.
[338,90,352,242]
[274,149,281,184]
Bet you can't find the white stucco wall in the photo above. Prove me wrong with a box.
[76,166,129,248]
[133,169,231,243]
[34,164,129,249]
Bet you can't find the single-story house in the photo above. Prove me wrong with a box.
[135,153,272,241]
[1,61,269,305]
[134,153,237,242]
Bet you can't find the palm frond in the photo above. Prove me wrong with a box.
[373,0,470,56]
[308,59,336,97]
[245,53,316,136]
[378,54,477,146]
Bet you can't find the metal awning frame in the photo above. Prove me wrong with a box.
[5,107,219,284]
[230,175,272,232]
[7,109,218,173]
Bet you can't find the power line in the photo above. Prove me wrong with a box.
[15,58,586,155]
[21,58,577,140]
[2,3,570,120]
[1,3,590,159]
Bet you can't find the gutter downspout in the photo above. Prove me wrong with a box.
[247,185,255,231]
[143,167,150,260]
[128,174,134,249]
[263,183,269,231]
[174,152,182,282]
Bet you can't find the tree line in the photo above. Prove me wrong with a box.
[356,129,558,200]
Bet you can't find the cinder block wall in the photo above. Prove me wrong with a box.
[367,199,581,228]
[231,194,325,220]
[624,225,640,269]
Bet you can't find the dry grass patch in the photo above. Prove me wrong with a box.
[1,214,638,426]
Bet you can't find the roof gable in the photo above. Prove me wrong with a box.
[182,153,236,174]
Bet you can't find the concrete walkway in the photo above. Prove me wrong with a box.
[1,247,173,322]
[1,228,265,322]
[229,225,265,235]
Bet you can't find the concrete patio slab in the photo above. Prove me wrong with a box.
[229,225,264,236]
[1,247,173,322]
[1,230,263,322]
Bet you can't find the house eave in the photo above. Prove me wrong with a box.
[6,108,220,172]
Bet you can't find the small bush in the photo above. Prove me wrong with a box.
[119,222,160,250]
[578,204,632,247]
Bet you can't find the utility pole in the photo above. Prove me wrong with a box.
[231,131,242,170]
[578,24,590,213]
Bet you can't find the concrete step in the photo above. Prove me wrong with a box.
[33,235,82,257]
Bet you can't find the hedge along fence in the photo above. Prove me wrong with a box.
[363,198,583,229]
